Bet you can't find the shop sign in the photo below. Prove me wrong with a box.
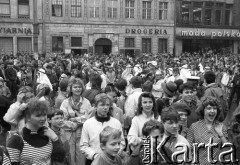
[0,27,32,34]
[126,28,167,35]
[181,29,240,38]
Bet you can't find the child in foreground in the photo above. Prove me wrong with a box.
[91,126,123,165]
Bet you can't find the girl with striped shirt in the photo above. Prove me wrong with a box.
[6,98,65,165]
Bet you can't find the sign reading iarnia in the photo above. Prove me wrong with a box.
[142,136,238,164]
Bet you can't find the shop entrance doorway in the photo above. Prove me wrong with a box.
[95,38,112,55]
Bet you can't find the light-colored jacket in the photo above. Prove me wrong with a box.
[80,116,125,160]
[124,88,142,118]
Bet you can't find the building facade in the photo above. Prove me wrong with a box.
[42,0,175,56]
[0,0,44,56]
[175,0,240,55]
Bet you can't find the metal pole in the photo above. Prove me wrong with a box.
[33,0,38,57]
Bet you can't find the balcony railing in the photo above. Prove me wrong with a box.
[18,15,30,19]
[0,15,10,18]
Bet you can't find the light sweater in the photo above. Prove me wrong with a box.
[80,116,125,160]
[127,113,161,146]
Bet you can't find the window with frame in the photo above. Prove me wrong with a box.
[71,37,82,47]
[71,0,81,17]
[193,2,203,24]
[159,2,168,20]
[225,4,233,26]
[158,39,167,53]
[52,0,62,17]
[181,1,190,24]
[108,7,117,18]
[125,0,134,18]
[90,7,99,18]
[125,38,135,47]
[52,37,63,53]
[215,9,221,25]
[204,2,213,25]
[142,38,151,53]
[18,0,29,17]
[142,1,151,19]
[0,0,10,16]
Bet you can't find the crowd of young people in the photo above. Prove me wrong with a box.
[0,49,240,165]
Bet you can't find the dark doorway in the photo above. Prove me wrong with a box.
[95,38,112,55]
[71,49,82,55]
[125,49,135,58]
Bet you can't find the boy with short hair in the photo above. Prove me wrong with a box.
[161,108,190,163]
[91,126,122,165]
[48,109,70,165]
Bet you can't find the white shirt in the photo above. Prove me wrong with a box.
[124,88,143,118]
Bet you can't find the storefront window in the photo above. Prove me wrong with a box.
[142,1,151,19]
[52,0,62,17]
[158,39,167,53]
[125,38,135,48]
[52,37,63,53]
[142,38,151,53]
[71,37,82,47]
[159,2,168,20]
[193,2,202,24]
[71,0,81,17]
[0,37,13,55]
[0,0,10,16]
[18,0,29,18]
[17,37,32,53]
[125,0,134,18]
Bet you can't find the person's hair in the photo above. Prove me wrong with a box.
[179,82,194,93]
[142,120,164,137]
[104,84,117,94]
[136,92,158,119]
[204,71,216,84]
[68,78,85,96]
[161,107,180,123]
[47,108,63,120]
[59,79,68,92]
[25,98,49,119]
[94,93,113,116]
[114,78,127,91]
[130,76,143,88]
[196,96,222,120]
[99,126,122,145]
[142,80,153,92]
[90,73,102,89]
[36,84,51,98]
[18,86,33,94]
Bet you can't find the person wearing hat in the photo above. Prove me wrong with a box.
[155,81,178,115]
[171,102,191,138]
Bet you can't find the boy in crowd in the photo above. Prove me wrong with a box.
[126,120,172,165]
[161,108,191,164]
[91,126,122,165]
[47,109,70,165]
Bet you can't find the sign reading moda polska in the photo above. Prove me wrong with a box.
[177,28,240,39]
